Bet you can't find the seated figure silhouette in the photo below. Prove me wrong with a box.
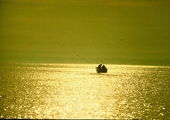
[102,65,105,69]
[98,64,102,69]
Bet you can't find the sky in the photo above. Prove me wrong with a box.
[0,0,170,65]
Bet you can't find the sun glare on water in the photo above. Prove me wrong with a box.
[0,63,169,119]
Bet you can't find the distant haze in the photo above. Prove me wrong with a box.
[1,0,170,65]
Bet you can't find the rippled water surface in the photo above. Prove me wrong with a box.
[0,63,170,119]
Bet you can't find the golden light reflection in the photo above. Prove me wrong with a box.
[1,63,169,119]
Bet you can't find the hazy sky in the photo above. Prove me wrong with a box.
[1,0,170,64]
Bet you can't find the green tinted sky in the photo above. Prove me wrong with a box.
[0,0,170,63]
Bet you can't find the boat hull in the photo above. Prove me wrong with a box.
[96,67,107,73]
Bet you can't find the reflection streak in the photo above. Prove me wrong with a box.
[0,63,169,119]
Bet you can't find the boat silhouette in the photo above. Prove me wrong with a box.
[96,64,107,73]
[77,55,108,73]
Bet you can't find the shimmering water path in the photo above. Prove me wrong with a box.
[0,63,170,119]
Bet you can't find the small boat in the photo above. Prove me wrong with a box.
[96,64,107,73]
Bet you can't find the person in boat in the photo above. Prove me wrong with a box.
[102,65,106,69]
[98,64,102,69]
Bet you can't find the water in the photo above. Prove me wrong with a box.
[0,63,170,119]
